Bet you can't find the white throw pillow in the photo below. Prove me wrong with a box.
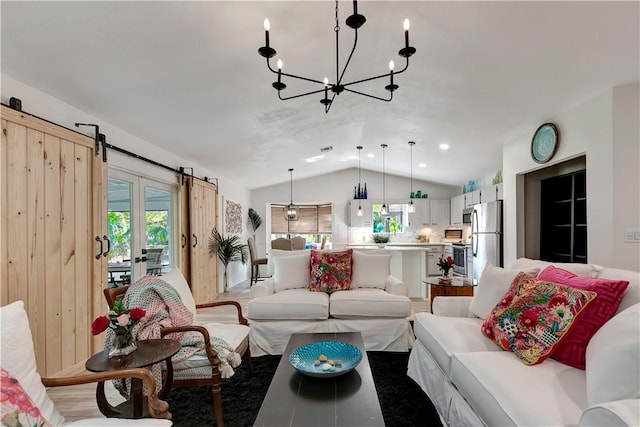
[586,303,640,406]
[351,251,391,289]
[273,252,311,292]
[1,300,65,426]
[469,263,540,319]
[267,248,304,276]
[161,268,197,318]
[510,257,598,278]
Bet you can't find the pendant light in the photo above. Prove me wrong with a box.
[380,144,388,215]
[285,168,299,221]
[357,145,363,216]
[408,141,416,213]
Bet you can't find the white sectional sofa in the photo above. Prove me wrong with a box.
[247,249,415,356]
[408,258,640,427]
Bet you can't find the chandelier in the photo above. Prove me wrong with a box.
[258,0,416,113]
[285,168,299,221]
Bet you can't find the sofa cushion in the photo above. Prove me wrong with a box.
[273,252,310,292]
[351,251,391,289]
[596,267,640,314]
[329,288,411,318]
[510,257,599,277]
[586,303,640,407]
[450,351,587,426]
[469,263,539,319]
[482,274,596,365]
[538,265,629,369]
[247,289,329,320]
[580,399,640,427]
[309,249,352,293]
[268,248,304,275]
[173,322,250,370]
[1,301,64,426]
[413,312,499,377]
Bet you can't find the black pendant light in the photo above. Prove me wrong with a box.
[408,141,415,213]
[381,144,388,215]
[285,168,299,221]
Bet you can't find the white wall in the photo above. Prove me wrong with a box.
[249,168,459,257]
[503,84,639,271]
[1,74,252,290]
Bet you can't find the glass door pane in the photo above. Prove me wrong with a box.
[143,182,173,276]
[107,177,133,286]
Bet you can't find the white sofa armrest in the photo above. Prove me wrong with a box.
[250,278,275,299]
[580,399,640,427]
[385,275,408,296]
[432,296,474,317]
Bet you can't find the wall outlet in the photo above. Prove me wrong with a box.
[624,229,640,243]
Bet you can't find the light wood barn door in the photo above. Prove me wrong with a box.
[1,106,107,376]
[188,177,218,304]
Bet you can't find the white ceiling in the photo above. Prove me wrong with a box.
[2,1,638,190]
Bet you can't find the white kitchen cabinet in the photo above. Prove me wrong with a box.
[347,200,372,227]
[408,198,430,227]
[450,194,464,225]
[480,183,503,203]
[466,246,474,279]
[429,199,451,226]
[464,190,481,208]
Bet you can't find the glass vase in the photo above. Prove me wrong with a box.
[109,329,137,358]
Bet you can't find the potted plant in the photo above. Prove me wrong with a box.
[208,228,247,293]
[248,208,262,241]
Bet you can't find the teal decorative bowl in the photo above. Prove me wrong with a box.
[289,341,363,378]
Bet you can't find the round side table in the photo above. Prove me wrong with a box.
[85,338,180,419]
[423,277,475,312]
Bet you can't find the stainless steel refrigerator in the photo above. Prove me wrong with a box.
[471,200,503,282]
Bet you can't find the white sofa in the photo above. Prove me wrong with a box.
[407,258,640,427]
[247,249,415,356]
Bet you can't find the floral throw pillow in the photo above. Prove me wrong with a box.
[1,368,52,427]
[482,275,596,365]
[309,249,353,293]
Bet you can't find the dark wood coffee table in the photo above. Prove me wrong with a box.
[254,332,384,427]
[85,338,180,419]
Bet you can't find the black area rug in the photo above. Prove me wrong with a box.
[166,352,442,427]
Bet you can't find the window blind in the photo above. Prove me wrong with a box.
[270,203,332,235]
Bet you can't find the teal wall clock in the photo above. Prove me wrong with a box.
[531,123,559,164]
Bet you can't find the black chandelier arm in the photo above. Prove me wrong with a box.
[336,27,360,86]
[341,57,410,89]
[266,58,327,86]
[277,87,327,101]
[343,87,393,102]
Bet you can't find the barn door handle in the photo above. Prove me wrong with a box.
[102,235,110,257]
[95,236,103,260]
[192,234,198,248]
[181,234,187,248]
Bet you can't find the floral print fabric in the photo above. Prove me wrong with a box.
[481,273,596,365]
[309,249,353,293]
[1,368,52,427]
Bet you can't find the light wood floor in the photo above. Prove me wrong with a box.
[47,279,430,422]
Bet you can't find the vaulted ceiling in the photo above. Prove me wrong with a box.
[2,1,638,189]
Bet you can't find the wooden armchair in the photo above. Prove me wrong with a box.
[103,268,253,427]
[1,300,171,426]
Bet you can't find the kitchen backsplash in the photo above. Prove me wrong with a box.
[348,225,471,244]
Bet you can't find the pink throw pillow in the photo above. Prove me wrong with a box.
[0,368,52,427]
[538,265,630,369]
[482,273,596,365]
[309,249,353,293]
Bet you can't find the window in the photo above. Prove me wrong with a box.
[271,204,332,249]
[372,203,406,233]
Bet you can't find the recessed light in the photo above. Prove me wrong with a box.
[305,155,325,163]
[368,153,375,158]
[418,163,426,168]
[439,143,449,150]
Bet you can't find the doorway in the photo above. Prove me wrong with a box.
[107,170,177,286]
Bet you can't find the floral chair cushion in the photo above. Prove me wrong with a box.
[481,273,597,365]
[309,249,353,293]
[1,368,52,427]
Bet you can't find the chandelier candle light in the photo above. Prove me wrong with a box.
[258,1,416,113]
[408,141,416,213]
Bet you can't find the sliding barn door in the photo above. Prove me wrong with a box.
[185,177,218,304]
[1,106,107,376]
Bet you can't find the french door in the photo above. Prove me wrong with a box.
[107,169,177,285]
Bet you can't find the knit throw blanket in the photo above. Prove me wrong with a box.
[107,275,241,397]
